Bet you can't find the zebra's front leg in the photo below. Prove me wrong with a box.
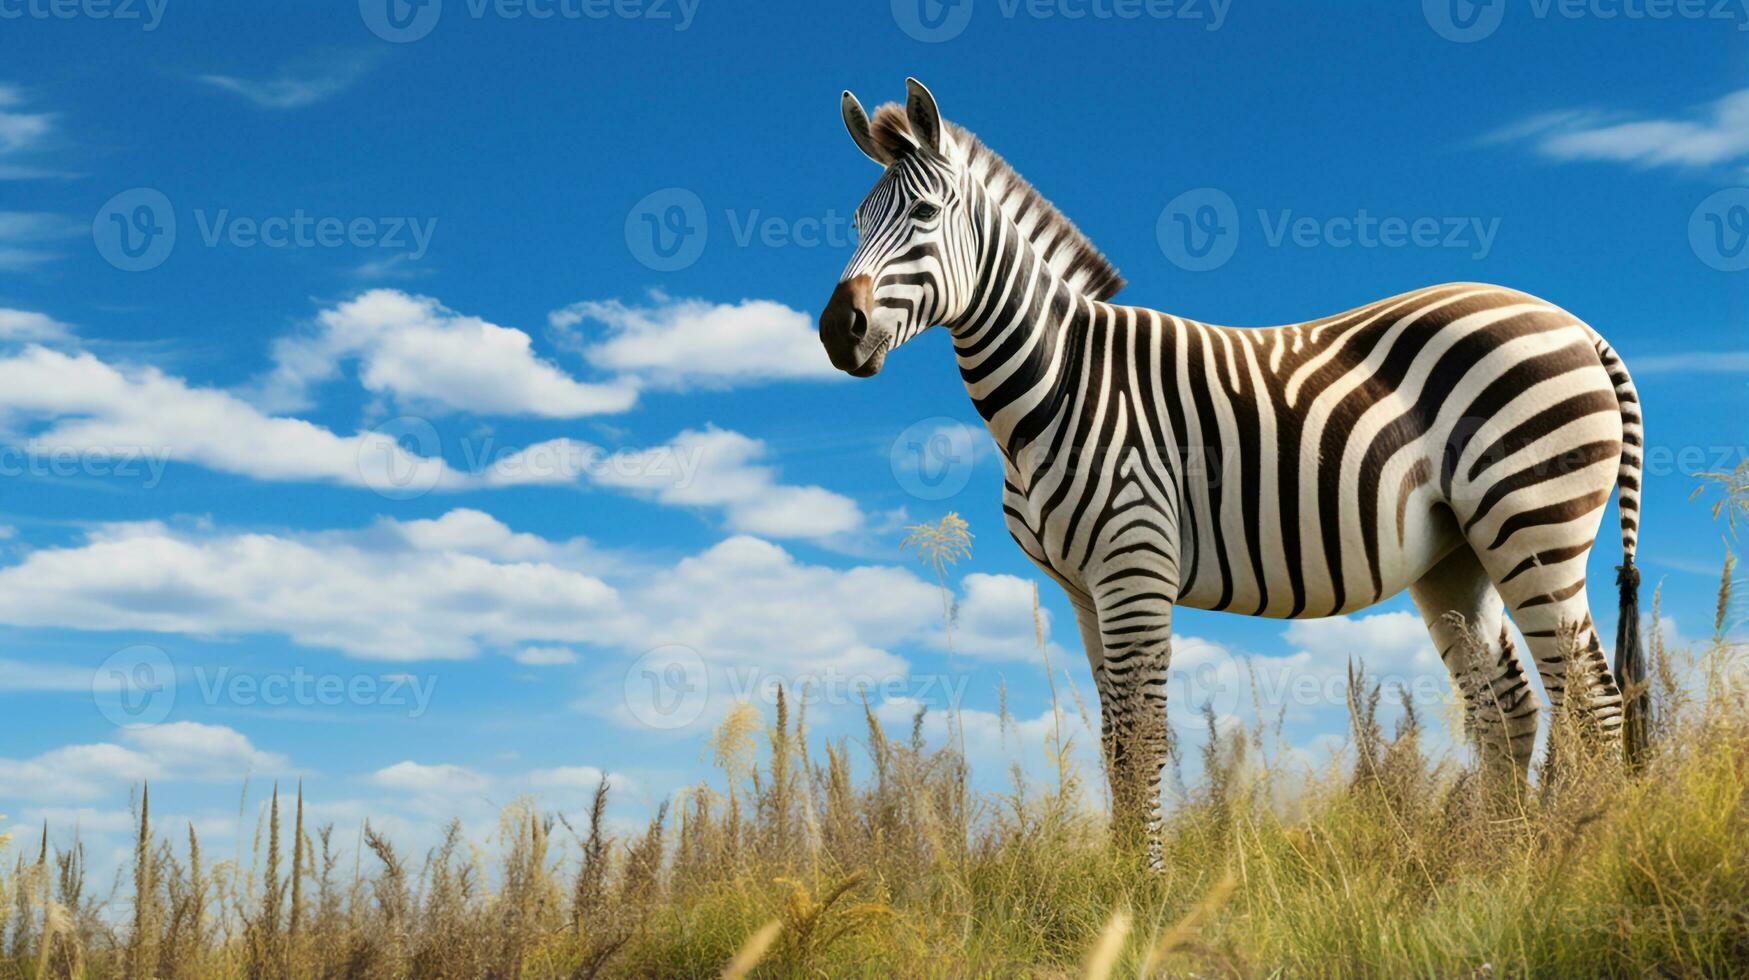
[1090,589,1173,870]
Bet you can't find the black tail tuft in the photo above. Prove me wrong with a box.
[1616,559,1648,765]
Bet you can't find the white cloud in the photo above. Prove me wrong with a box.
[1281,611,1439,676]
[0,510,1013,685]
[0,212,82,269]
[18,806,139,835]
[1658,614,1692,651]
[371,760,493,796]
[0,510,621,660]
[368,760,627,822]
[874,696,1102,791]
[0,103,51,155]
[584,427,863,540]
[257,291,845,415]
[255,289,638,417]
[1490,88,1749,168]
[620,534,932,680]
[1626,351,1749,375]
[0,85,59,179]
[478,427,863,543]
[941,573,1062,662]
[0,723,285,802]
[0,213,77,242]
[0,343,469,493]
[549,293,839,390]
[513,646,579,666]
[0,656,93,691]
[197,50,379,110]
[351,253,432,282]
[0,743,155,802]
[525,765,612,791]
[0,336,856,542]
[0,308,72,343]
[123,721,289,779]
[390,507,576,562]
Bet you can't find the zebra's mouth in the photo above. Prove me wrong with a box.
[848,338,888,377]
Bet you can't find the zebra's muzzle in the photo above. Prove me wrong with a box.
[819,275,884,376]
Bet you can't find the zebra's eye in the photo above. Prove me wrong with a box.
[910,201,941,222]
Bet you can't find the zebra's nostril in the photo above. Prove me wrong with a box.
[848,309,868,340]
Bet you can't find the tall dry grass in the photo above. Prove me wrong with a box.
[3,551,1746,976]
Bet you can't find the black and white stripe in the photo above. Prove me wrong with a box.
[826,81,1647,862]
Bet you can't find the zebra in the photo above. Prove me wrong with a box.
[817,78,1647,861]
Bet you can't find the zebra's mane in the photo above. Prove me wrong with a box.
[868,103,1125,303]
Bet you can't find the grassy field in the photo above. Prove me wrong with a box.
[3,547,1746,976]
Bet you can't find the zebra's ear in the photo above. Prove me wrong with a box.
[841,91,891,167]
[905,77,942,156]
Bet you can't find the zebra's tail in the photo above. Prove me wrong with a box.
[1591,328,1648,765]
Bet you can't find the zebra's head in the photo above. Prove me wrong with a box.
[819,78,980,378]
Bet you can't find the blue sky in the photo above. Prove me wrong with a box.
[1,0,1745,872]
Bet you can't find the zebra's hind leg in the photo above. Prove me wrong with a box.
[1409,545,1540,780]
[1509,587,1624,757]
[1089,591,1172,871]
[1468,539,1626,757]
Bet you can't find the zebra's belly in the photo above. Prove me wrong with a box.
[1003,444,1468,618]
[1173,496,1466,619]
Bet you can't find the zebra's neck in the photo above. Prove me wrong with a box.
[946,200,1112,483]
